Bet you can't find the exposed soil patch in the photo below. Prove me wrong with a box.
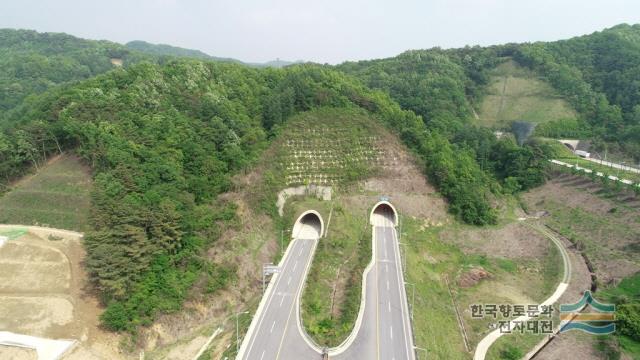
[522,175,640,284]
[0,345,37,360]
[457,267,490,288]
[533,332,602,360]
[0,227,125,359]
[441,222,549,260]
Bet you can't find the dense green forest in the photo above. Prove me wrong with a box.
[1,25,639,333]
[0,29,153,112]
[337,47,549,198]
[513,24,640,159]
[0,56,504,329]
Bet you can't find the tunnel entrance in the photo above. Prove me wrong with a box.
[292,210,324,239]
[370,201,398,227]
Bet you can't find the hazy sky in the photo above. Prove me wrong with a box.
[1,0,639,64]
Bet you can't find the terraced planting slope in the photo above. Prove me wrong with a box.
[0,154,91,231]
[476,59,577,129]
[279,108,399,187]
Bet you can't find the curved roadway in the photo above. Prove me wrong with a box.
[473,221,571,360]
[237,203,415,360]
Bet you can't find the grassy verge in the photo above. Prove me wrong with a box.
[476,59,577,129]
[291,195,370,346]
[0,154,91,231]
[402,219,468,359]
[401,215,564,359]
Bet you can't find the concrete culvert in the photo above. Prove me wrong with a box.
[370,201,398,227]
[292,210,324,239]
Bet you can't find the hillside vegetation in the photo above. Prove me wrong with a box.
[476,59,577,128]
[0,57,506,331]
[0,154,91,231]
[513,24,640,159]
[2,24,640,343]
[126,40,241,63]
[0,29,152,113]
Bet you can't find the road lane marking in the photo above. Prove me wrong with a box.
[293,260,298,272]
[287,276,292,285]
[274,237,318,360]
[387,280,390,290]
[270,321,276,333]
[280,295,285,307]
[391,226,414,360]
[375,239,380,360]
[390,325,393,339]
[243,239,298,358]
[260,350,265,360]
[388,300,391,313]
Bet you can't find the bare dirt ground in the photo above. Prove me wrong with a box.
[0,227,125,360]
[522,174,640,284]
[534,332,602,360]
[441,222,549,260]
[0,346,37,360]
[520,173,640,360]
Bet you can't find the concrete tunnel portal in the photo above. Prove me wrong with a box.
[370,200,398,227]
[292,210,324,239]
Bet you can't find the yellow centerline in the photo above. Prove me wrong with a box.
[375,227,381,360]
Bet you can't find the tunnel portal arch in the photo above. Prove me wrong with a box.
[292,210,324,239]
[369,201,398,227]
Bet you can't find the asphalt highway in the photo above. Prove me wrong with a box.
[238,206,415,360]
[333,212,415,360]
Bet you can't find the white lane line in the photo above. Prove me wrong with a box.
[390,325,393,339]
[387,280,390,290]
[270,321,276,333]
[298,247,303,256]
[280,295,285,307]
[260,350,265,360]
[243,239,298,358]
[391,227,413,360]
[293,260,298,272]
[287,276,292,285]
[388,300,391,313]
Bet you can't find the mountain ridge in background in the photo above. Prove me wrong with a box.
[126,39,302,68]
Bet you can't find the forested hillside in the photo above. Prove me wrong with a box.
[338,47,549,198]
[2,24,639,333]
[0,29,153,113]
[126,40,242,63]
[513,24,640,159]
[0,57,508,330]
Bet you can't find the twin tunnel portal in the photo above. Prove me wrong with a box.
[238,201,415,360]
